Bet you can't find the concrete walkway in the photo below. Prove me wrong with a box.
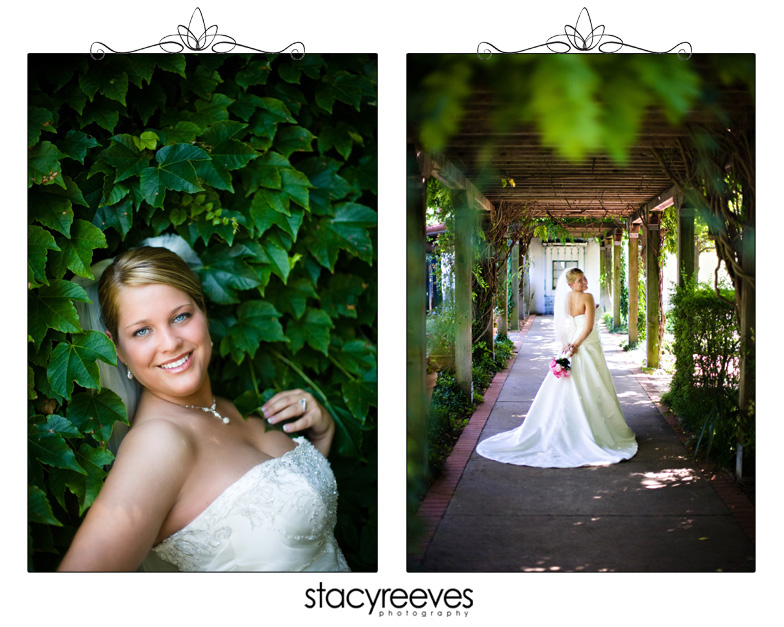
[411,315,755,572]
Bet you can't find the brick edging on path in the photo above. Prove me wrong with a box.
[410,315,537,566]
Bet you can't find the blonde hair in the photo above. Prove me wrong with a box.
[565,268,584,285]
[98,246,205,337]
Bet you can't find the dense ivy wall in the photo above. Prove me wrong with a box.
[28,53,377,571]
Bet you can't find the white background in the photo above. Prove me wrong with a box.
[8,1,781,624]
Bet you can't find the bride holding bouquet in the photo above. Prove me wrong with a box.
[476,268,637,468]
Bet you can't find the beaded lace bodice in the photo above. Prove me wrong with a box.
[151,437,349,572]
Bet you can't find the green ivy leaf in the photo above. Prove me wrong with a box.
[321,273,365,319]
[158,123,198,147]
[250,189,290,232]
[341,379,375,422]
[28,279,90,348]
[327,404,362,457]
[48,219,107,279]
[280,168,312,210]
[229,93,262,122]
[236,58,271,89]
[198,246,261,305]
[28,225,60,289]
[338,339,377,376]
[28,415,85,474]
[187,93,234,130]
[306,221,342,271]
[60,130,101,164]
[152,54,187,77]
[200,120,259,171]
[29,141,67,188]
[74,444,113,514]
[124,55,158,86]
[278,61,302,84]
[221,300,286,363]
[286,308,334,355]
[29,106,56,147]
[100,134,150,182]
[262,233,292,283]
[318,121,364,160]
[331,72,372,110]
[67,388,128,447]
[275,126,316,158]
[28,485,62,526]
[241,151,290,195]
[60,82,88,116]
[140,143,209,208]
[47,331,117,401]
[233,389,267,417]
[328,202,377,262]
[273,207,305,241]
[186,65,222,99]
[134,131,158,152]
[277,276,319,319]
[93,196,133,239]
[79,99,122,134]
[298,157,351,213]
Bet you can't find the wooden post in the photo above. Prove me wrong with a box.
[628,224,639,344]
[497,248,508,337]
[613,229,622,329]
[676,201,696,287]
[646,214,661,368]
[406,143,429,484]
[599,239,606,312]
[520,244,529,318]
[737,223,755,479]
[453,190,474,399]
[510,241,520,330]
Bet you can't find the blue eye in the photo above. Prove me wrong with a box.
[174,312,192,323]
[133,327,150,337]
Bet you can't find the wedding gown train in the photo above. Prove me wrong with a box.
[476,315,637,468]
[149,438,350,571]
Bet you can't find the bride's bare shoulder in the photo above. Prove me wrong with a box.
[117,416,195,466]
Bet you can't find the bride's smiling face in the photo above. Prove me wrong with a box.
[112,283,212,406]
[569,273,588,292]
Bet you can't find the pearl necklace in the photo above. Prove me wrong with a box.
[184,397,230,424]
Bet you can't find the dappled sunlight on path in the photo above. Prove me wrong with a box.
[411,315,754,573]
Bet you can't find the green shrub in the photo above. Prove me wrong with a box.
[662,280,743,467]
[494,335,515,367]
[27,53,377,571]
[427,372,473,476]
[425,302,456,372]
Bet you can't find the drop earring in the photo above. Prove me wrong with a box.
[127,369,133,380]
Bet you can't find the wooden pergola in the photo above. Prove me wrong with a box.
[406,57,754,480]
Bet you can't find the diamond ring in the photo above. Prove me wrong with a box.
[298,398,307,413]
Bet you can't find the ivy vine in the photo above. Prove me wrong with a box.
[28,53,377,571]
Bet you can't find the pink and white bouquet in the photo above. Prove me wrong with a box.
[550,355,571,379]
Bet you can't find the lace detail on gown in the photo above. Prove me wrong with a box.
[476,315,637,468]
[151,437,350,571]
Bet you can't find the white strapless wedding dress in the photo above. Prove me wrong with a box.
[476,315,637,467]
[148,438,350,571]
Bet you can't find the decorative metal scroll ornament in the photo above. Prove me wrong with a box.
[478,7,691,59]
[91,7,304,59]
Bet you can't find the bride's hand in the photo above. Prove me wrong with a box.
[261,389,335,455]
